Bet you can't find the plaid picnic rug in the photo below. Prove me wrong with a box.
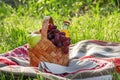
[0,40,120,80]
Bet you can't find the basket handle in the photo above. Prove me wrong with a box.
[41,16,54,39]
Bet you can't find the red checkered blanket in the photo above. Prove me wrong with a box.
[0,40,120,80]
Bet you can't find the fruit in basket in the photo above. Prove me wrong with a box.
[47,23,70,54]
[27,33,41,48]
[28,16,69,67]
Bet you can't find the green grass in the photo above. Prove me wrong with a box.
[0,0,120,79]
[0,11,120,53]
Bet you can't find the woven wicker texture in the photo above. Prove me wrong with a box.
[28,16,69,67]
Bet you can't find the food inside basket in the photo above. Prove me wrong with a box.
[27,16,70,67]
[27,33,41,48]
[47,23,70,54]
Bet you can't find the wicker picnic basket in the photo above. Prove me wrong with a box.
[28,16,69,67]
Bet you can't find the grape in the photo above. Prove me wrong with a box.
[66,37,70,41]
[59,32,65,36]
[59,35,66,42]
[51,39,55,44]
[48,24,57,30]
[56,41,63,47]
[47,32,54,40]
[47,23,70,54]
[63,39,70,46]
[48,24,52,30]
[62,47,69,54]
[51,29,60,33]
[55,33,60,41]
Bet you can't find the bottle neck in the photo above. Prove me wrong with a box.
[62,24,68,30]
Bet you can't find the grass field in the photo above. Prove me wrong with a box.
[0,0,120,79]
[0,8,120,53]
[0,0,120,53]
